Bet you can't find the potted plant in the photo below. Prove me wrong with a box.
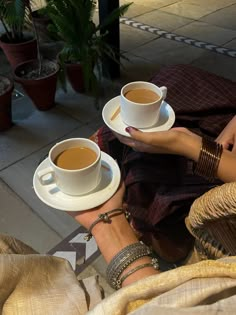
[0,0,37,68]
[14,58,59,111]
[46,0,131,103]
[0,75,14,131]
[13,1,59,111]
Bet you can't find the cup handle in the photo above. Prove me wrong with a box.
[37,167,55,185]
[160,86,167,100]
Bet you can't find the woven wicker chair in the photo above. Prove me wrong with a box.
[185,182,236,261]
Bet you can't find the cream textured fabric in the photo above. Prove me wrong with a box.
[88,257,236,315]
[0,234,103,315]
[185,182,236,260]
[1,235,236,314]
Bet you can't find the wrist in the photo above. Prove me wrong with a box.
[93,214,138,262]
[178,132,202,161]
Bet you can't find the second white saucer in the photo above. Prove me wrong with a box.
[102,96,175,137]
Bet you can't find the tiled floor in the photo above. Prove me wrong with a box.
[0,0,235,277]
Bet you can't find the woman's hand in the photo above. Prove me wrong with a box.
[114,127,200,156]
[68,181,125,230]
[216,116,236,153]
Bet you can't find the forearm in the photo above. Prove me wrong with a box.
[176,132,236,182]
[72,210,159,287]
[94,214,158,285]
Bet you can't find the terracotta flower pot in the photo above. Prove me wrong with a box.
[0,76,14,131]
[66,62,84,93]
[0,34,37,68]
[14,59,59,111]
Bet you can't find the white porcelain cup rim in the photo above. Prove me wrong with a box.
[37,138,102,196]
[120,81,167,129]
[48,138,101,172]
[121,81,166,105]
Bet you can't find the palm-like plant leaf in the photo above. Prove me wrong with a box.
[0,0,33,41]
[46,0,132,104]
[97,3,132,32]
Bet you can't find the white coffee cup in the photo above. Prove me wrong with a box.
[37,138,101,196]
[120,81,167,128]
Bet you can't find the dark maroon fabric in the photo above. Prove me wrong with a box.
[150,64,236,137]
[95,65,236,238]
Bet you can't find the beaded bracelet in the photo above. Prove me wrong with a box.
[106,242,153,289]
[84,208,130,241]
[194,137,223,182]
[116,257,159,289]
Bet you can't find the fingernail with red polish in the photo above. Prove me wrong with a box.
[125,127,131,133]
[125,126,139,133]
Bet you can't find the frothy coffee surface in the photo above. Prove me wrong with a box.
[55,147,97,170]
[124,88,160,104]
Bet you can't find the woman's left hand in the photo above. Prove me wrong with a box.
[113,126,199,155]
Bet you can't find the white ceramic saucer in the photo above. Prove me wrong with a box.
[102,96,175,137]
[33,152,121,211]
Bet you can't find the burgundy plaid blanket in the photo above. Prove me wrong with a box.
[95,65,236,260]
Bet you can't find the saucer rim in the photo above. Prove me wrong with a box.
[102,96,175,137]
[33,151,121,211]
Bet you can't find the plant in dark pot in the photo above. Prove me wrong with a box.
[31,2,58,43]
[13,2,59,111]
[46,0,131,105]
[0,75,14,131]
[0,0,37,68]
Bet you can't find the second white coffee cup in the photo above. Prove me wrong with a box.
[37,138,101,196]
[120,81,167,128]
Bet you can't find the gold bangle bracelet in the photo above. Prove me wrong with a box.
[194,137,223,181]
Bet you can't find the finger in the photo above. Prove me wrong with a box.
[221,141,230,150]
[232,142,236,154]
[125,126,150,143]
[216,138,230,150]
[215,134,223,142]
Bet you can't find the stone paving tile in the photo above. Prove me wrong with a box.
[191,51,236,81]
[159,2,221,20]
[55,87,102,124]
[121,0,180,9]
[181,0,236,11]
[122,3,154,18]
[0,100,80,170]
[135,10,194,32]
[224,39,236,49]
[129,37,206,65]
[120,52,161,83]
[175,21,236,45]
[0,178,61,253]
[200,4,236,30]
[120,23,158,53]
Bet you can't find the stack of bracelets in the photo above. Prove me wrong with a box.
[194,137,223,181]
[106,242,159,290]
[84,208,159,290]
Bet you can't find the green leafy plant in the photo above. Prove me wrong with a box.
[0,0,32,42]
[0,0,47,75]
[46,0,132,102]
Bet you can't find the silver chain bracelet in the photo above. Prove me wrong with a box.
[106,242,154,290]
[84,208,130,241]
[116,257,159,289]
